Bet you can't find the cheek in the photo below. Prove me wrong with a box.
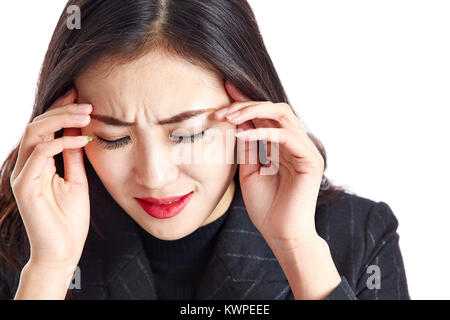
[196,126,236,164]
[181,129,236,183]
[84,145,129,185]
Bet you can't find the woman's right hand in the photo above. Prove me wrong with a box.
[10,88,93,269]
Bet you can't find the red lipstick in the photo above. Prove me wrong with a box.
[135,191,193,219]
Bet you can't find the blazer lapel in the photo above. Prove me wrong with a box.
[71,157,157,299]
[74,227,158,300]
[194,181,293,300]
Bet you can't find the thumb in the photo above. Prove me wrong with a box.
[62,127,88,186]
[236,120,261,181]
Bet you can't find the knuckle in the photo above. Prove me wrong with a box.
[47,102,62,112]
[10,175,16,190]
[69,103,80,112]
[10,175,22,194]
[314,152,325,171]
[33,109,52,122]
[280,102,292,114]
[32,115,42,123]
[275,112,286,123]
[318,154,325,167]
[275,110,288,123]
[24,122,35,135]
[34,142,46,153]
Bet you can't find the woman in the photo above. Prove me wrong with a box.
[0,0,409,300]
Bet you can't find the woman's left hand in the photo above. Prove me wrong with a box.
[215,80,342,299]
[216,80,325,250]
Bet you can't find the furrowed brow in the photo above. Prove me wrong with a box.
[156,108,217,125]
[89,115,136,127]
[90,107,218,126]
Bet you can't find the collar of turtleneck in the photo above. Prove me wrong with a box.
[136,207,231,299]
[137,208,230,265]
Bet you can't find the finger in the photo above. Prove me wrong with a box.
[36,87,88,123]
[236,120,260,179]
[12,111,92,183]
[215,101,262,120]
[223,80,277,129]
[33,102,92,123]
[236,127,302,160]
[62,127,88,185]
[224,102,298,129]
[27,110,91,145]
[16,136,92,185]
[12,88,81,183]
[223,101,273,119]
[215,80,261,119]
[222,80,279,146]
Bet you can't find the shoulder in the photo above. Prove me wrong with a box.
[314,191,401,278]
[315,190,399,236]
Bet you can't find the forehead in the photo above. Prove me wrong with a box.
[75,51,226,118]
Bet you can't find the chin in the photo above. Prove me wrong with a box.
[148,229,192,241]
[141,219,200,241]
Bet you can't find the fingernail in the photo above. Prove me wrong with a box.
[76,136,92,142]
[78,104,92,110]
[215,108,229,117]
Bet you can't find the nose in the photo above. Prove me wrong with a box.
[134,141,179,189]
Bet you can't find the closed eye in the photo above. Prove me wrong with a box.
[169,130,207,144]
[96,136,131,150]
[95,130,208,150]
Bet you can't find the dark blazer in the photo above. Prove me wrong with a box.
[1,160,410,300]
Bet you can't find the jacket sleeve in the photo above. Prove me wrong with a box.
[0,261,14,300]
[324,201,410,300]
[0,244,26,300]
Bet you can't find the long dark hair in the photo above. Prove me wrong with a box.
[0,0,344,299]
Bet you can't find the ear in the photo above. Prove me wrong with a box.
[47,87,78,112]
[225,79,251,102]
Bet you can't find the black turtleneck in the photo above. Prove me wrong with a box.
[137,210,229,299]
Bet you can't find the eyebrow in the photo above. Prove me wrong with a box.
[90,107,218,127]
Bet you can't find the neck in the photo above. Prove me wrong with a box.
[201,179,236,227]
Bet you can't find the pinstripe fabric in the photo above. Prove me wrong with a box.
[1,157,410,300]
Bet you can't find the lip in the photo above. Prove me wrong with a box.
[135,191,193,219]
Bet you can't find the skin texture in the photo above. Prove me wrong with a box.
[76,50,238,240]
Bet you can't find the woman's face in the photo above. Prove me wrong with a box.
[75,50,238,240]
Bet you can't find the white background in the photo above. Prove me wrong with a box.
[0,1,449,299]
